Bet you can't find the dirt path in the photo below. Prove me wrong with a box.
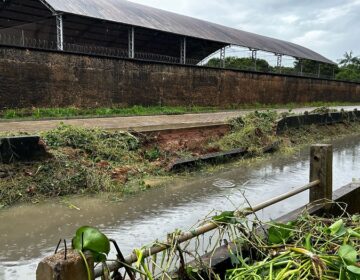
[0,106,359,133]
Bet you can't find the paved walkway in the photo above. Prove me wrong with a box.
[0,106,359,133]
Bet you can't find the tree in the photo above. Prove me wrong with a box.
[336,67,360,82]
[336,51,360,82]
[339,51,354,67]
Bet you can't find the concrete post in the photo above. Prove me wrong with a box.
[309,144,333,205]
[36,250,94,280]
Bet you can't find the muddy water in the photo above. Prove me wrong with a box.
[1,135,360,280]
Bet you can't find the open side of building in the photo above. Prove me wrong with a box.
[0,0,334,66]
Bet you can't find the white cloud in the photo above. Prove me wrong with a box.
[293,30,329,47]
[281,15,299,24]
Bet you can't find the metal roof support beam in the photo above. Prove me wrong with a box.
[56,14,64,51]
[299,59,303,76]
[220,47,226,68]
[277,54,282,73]
[39,0,56,14]
[180,37,186,64]
[128,26,134,59]
[251,49,257,71]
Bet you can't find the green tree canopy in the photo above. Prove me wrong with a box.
[207,56,272,72]
[336,51,360,82]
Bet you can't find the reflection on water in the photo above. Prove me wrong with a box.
[0,135,360,279]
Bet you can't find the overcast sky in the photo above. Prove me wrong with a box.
[130,0,360,62]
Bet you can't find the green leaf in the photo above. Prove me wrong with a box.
[328,219,346,236]
[339,266,346,280]
[338,245,358,265]
[268,223,294,245]
[304,233,312,251]
[347,265,360,275]
[134,248,144,269]
[72,226,110,262]
[212,211,236,224]
[348,229,360,238]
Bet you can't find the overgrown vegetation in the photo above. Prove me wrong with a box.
[336,51,360,82]
[2,109,360,208]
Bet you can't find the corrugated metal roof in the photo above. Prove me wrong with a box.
[41,0,335,64]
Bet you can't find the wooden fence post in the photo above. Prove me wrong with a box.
[36,250,94,280]
[309,144,333,204]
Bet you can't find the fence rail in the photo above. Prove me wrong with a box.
[0,33,201,66]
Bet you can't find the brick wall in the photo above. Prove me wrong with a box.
[0,47,359,109]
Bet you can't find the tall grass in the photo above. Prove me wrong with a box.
[0,102,358,120]
[0,106,217,120]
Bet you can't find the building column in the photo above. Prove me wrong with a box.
[56,14,64,51]
[220,47,226,68]
[277,54,282,73]
[251,49,257,71]
[180,37,186,64]
[128,27,135,59]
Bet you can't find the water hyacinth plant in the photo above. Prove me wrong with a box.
[226,214,360,280]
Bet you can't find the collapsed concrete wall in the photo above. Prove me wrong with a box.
[0,46,359,109]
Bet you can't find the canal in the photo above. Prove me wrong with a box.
[1,134,360,279]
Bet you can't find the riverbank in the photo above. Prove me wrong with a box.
[1,109,360,208]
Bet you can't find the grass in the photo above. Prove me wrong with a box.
[0,102,359,120]
[2,109,360,208]
[0,106,217,120]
